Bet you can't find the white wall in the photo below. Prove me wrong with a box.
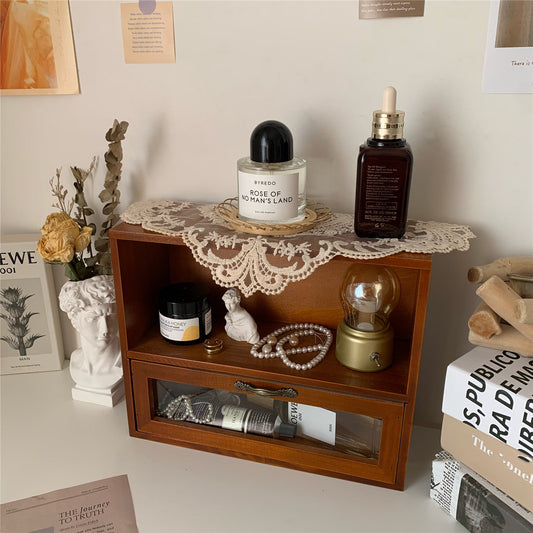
[1,0,532,427]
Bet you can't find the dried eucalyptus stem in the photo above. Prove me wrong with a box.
[93,119,129,275]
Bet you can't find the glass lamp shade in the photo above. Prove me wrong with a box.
[336,265,400,372]
[340,264,400,332]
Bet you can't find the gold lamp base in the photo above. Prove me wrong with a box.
[335,320,394,372]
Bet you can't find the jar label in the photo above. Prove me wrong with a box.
[238,171,299,221]
[159,313,200,341]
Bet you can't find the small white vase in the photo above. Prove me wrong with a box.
[59,274,124,406]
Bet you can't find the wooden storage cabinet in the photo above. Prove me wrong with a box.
[110,222,432,490]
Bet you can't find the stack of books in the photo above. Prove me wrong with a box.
[430,345,533,531]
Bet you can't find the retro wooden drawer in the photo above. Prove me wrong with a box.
[130,360,404,485]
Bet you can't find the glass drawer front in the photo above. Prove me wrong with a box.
[155,379,383,460]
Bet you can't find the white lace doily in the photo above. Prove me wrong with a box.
[121,200,475,297]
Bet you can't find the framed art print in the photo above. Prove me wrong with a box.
[483,0,533,93]
[0,0,79,95]
[0,234,64,374]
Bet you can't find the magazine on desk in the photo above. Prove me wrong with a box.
[0,475,138,533]
[431,450,533,533]
[441,413,533,513]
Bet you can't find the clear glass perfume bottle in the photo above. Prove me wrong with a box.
[237,120,306,224]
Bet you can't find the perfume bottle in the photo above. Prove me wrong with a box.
[354,87,413,239]
[237,120,306,224]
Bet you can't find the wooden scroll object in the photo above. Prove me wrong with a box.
[468,301,502,339]
[469,324,533,357]
[476,276,533,342]
[515,298,533,324]
[468,257,533,283]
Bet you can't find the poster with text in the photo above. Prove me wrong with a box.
[483,0,533,93]
[121,1,175,63]
[359,0,425,19]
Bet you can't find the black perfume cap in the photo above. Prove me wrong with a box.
[250,120,293,163]
[279,422,297,438]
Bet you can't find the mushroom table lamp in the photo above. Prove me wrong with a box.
[335,264,400,372]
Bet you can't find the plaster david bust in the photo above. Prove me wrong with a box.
[59,275,122,390]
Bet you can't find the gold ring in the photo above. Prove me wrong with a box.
[203,338,224,355]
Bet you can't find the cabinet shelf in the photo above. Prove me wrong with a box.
[110,221,432,490]
[128,322,411,402]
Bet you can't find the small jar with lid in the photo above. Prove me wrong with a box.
[159,282,212,345]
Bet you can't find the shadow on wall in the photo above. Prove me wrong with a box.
[128,115,168,204]
[408,86,461,223]
[297,112,351,211]
[414,226,511,428]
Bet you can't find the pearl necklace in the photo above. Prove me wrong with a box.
[160,395,215,424]
[250,323,333,371]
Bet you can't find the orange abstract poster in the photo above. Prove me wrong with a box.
[0,0,79,95]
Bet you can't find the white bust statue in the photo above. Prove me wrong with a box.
[59,275,122,390]
[222,288,260,344]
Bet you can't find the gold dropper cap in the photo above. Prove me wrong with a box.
[372,86,405,140]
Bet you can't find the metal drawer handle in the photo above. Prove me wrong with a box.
[234,381,298,398]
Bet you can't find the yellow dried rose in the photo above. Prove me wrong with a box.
[76,225,93,252]
[37,212,93,263]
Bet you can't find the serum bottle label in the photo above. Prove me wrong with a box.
[238,171,299,221]
[361,162,405,225]
[365,164,400,222]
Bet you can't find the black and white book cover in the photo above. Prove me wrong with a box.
[0,234,64,374]
[431,450,533,532]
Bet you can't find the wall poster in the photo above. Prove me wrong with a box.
[483,0,533,93]
[0,0,79,95]
[359,0,425,19]
[120,1,175,64]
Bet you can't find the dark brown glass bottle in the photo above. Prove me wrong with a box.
[354,87,413,239]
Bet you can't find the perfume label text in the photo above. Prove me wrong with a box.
[238,171,299,221]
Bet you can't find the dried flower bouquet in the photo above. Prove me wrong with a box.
[37,119,129,281]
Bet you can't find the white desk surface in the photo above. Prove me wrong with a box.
[1,368,464,533]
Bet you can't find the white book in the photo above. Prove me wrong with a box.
[442,346,533,457]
